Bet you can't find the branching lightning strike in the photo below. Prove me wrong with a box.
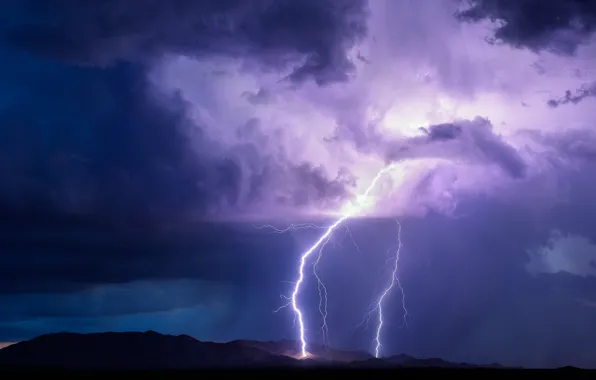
[313,239,332,346]
[253,223,328,234]
[372,219,408,358]
[262,222,359,347]
[289,164,402,357]
[257,163,408,358]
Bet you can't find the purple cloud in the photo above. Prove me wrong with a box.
[5,0,368,85]
[382,118,526,179]
[456,0,596,55]
[547,82,596,108]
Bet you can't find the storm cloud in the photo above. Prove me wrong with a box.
[0,0,369,226]
[457,0,596,55]
[4,0,368,84]
[3,0,596,370]
[383,118,526,179]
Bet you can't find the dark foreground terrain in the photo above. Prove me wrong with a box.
[0,331,588,373]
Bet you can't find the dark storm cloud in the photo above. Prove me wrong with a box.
[0,50,304,294]
[4,0,369,85]
[0,56,237,224]
[425,122,463,141]
[0,0,362,224]
[0,0,365,300]
[547,82,596,108]
[385,118,527,178]
[0,212,295,294]
[456,0,596,54]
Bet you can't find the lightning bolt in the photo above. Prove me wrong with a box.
[352,220,409,358]
[313,240,331,346]
[373,219,408,358]
[252,223,328,234]
[258,223,335,345]
[261,222,360,348]
[288,164,399,357]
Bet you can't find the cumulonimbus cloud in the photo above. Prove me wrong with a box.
[2,0,596,225]
[456,0,596,55]
[0,0,372,224]
[4,0,369,85]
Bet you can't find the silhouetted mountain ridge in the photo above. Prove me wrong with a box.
[0,331,504,369]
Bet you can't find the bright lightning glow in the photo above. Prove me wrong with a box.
[289,164,400,357]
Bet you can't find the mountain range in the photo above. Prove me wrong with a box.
[0,330,513,370]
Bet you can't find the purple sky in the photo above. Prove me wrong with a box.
[2,0,596,369]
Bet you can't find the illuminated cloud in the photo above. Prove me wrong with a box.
[3,0,596,223]
[2,0,596,278]
[527,230,596,278]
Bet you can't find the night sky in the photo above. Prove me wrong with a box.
[2,0,596,369]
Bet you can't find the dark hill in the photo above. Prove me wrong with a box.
[0,331,510,370]
[0,331,297,369]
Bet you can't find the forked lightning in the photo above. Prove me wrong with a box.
[259,163,408,358]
